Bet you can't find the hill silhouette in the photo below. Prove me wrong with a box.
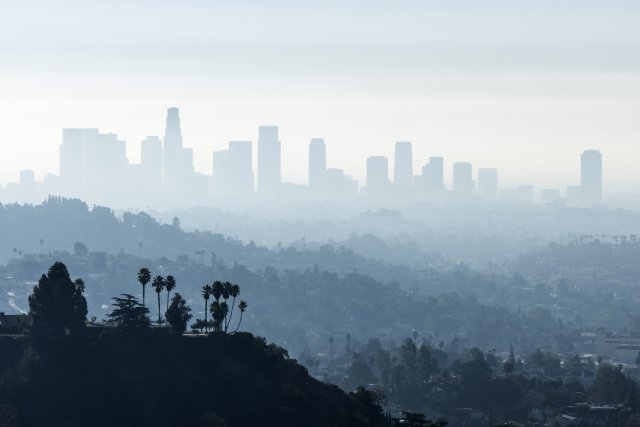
[0,332,387,427]
[0,261,386,427]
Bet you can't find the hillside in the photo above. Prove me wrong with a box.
[0,332,386,427]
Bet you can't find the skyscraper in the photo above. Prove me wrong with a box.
[141,136,163,190]
[394,141,413,187]
[365,156,390,197]
[308,138,327,193]
[581,149,602,205]
[422,156,444,192]
[229,140,254,194]
[212,141,254,197]
[477,168,498,198]
[162,107,194,192]
[453,162,474,194]
[59,128,128,201]
[257,125,281,195]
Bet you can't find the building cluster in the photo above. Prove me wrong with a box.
[0,107,603,208]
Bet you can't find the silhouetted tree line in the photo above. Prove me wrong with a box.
[0,261,392,427]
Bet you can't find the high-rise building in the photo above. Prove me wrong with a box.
[365,156,390,197]
[394,141,413,187]
[581,149,602,205]
[141,136,163,190]
[453,162,474,194]
[162,107,194,192]
[257,125,281,195]
[308,138,327,193]
[59,128,128,201]
[212,141,254,197]
[229,140,254,194]
[477,168,498,198]
[421,157,444,192]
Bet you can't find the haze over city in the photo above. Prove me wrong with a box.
[4,2,640,427]
[2,0,640,191]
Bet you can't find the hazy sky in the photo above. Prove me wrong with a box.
[1,0,640,192]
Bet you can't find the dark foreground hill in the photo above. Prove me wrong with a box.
[0,332,386,427]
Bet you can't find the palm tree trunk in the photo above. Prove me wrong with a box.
[142,285,145,307]
[157,293,161,324]
[166,291,170,313]
[204,300,208,333]
[233,312,244,333]
[226,297,236,332]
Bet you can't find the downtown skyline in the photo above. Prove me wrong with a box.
[2,1,640,193]
[0,107,603,209]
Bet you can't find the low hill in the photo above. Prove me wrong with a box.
[0,332,386,427]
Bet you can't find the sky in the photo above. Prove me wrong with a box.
[1,0,640,192]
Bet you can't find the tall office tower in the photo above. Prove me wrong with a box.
[141,136,163,190]
[394,141,413,187]
[581,149,602,205]
[453,162,474,194]
[308,138,327,193]
[366,156,390,196]
[162,107,194,191]
[212,141,254,197]
[257,125,281,195]
[477,168,498,198]
[421,156,444,191]
[228,140,254,194]
[59,128,128,202]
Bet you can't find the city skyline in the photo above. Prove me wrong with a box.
[2,1,640,192]
[0,107,604,208]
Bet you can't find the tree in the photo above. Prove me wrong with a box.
[73,241,89,257]
[202,285,212,333]
[165,293,192,334]
[151,275,165,324]
[232,300,248,333]
[210,300,229,332]
[28,262,88,341]
[107,294,150,333]
[137,267,151,308]
[224,282,240,332]
[165,275,176,313]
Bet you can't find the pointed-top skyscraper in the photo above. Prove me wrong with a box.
[162,107,194,193]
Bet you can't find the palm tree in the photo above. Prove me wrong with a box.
[225,283,240,332]
[202,285,212,333]
[137,268,151,308]
[211,281,224,302]
[210,300,229,332]
[222,282,232,330]
[165,275,176,313]
[151,275,165,324]
[233,300,248,333]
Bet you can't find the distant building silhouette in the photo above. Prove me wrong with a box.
[452,162,474,194]
[477,168,498,198]
[163,108,194,194]
[394,141,413,187]
[140,136,163,192]
[541,189,562,206]
[420,156,445,192]
[213,141,254,197]
[581,149,602,205]
[59,128,128,201]
[308,138,327,194]
[365,156,390,197]
[257,126,281,195]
